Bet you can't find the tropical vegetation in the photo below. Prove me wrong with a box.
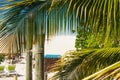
[50,0,120,80]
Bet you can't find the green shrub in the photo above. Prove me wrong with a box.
[0,54,5,64]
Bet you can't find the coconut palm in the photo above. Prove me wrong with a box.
[0,0,77,80]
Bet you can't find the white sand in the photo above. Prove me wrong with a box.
[0,58,52,80]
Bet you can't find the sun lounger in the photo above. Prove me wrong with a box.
[0,65,6,76]
[6,64,17,76]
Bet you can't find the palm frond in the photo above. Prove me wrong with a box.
[0,0,47,37]
[51,48,120,80]
[0,0,76,53]
[51,0,120,47]
[83,61,120,80]
[0,0,49,53]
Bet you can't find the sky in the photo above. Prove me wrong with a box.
[45,35,76,55]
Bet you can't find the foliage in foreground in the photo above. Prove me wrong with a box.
[50,0,120,79]
[51,48,120,80]
[83,61,120,80]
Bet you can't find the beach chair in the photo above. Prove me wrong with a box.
[6,64,17,76]
[0,65,5,76]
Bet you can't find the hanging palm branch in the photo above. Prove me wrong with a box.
[50,48,120,80]
[51,0,120,47]
[0,0,50,53]
[0,0,47,37]
[0,0,76,53]
[83,61,120,80]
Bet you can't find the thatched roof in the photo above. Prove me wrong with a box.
[0,35,18,54]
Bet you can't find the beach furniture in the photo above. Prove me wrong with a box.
[6,64,17,76]
[0,65,5,76]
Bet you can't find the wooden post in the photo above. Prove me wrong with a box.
[14,74,18,80]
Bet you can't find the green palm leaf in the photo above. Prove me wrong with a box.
[0,0,47,37]
[51,48,120,80]
[83,61,120,80]
[51,0,120,47]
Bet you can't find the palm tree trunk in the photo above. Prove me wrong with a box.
[35,50,44,80]
[25,16,33,80]
[26,51,32,80]
[34,33,45,80]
